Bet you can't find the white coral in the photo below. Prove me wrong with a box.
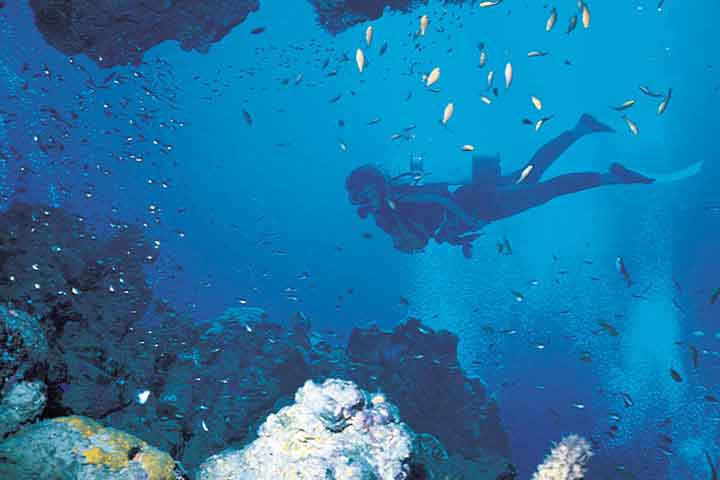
[532,434,592,480]
[196,379,415,480]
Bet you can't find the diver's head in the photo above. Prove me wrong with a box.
[346,165,389,210]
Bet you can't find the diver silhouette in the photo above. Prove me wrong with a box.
[346,114,655,258]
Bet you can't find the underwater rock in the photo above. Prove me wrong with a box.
[196,378,415,480]
[309,0,466,34]
[0,415,182,480]
[0,380,46,438]
[411,433,517,480]
[0,203,154,417]
[0,305,48,393]
[346,317,511,461]
[101,306,315,470]
[28,0,260,67]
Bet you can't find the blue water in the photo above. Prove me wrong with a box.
[2,0,719,478]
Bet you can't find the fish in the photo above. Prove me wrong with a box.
[461,145,475,151]
[531,96,543,110]
[420,15,429,36]
[535,116,553,132]
[598,320,619,337]
[201,419,209,432]
[620,392,634,408]
[670,368,683,383]
[528,51,549,58]
[399,296,410,306]
[511,290,525,302]
[612,99,636,111]
[616,256,632,286]
[487,70,495,89]
[242,109,253,126]
[497,236,513,255]
[442,102,454,125]
[710,288,720,305]
[379,41,388,56]
[657,88,672,115]
[689,345,699,369]
[516,165,534,183]
[504,62,513,89]
[365,25,373,47]
[622,116,639,136]
[546,7,557,32]
[704,450,718,480]
[250,27,265,35]
[639,85,664,98]
[356,48,365,72]
[426,67,441,87]
[581,3,591,28]
[567,14,578,34]
[706,395,720,403]
[479,50,487,68]
[480,0,503,6]
[136,390,151,404]
[480,95,493,105]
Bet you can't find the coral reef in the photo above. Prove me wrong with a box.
[0,203,513,478]
[0,380,46,438]
[196,378,415,480]
[0,415,182,479]
[344,318,511,460]
[28,0,260,67]
[0,305,48,393]
[532,435,593,480]
[0,203,154,418]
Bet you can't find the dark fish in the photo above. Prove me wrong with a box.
[689,345,699,368]
[670,368,683,382]
[705,450,718,480]
[242,109,253,126]
[250,27,266,35]
[566,14,578,34]
[639,85,664,98]
[399,296,410,306]
[379,42,388,56]
[521,118,533,125]
[706,395,720,403]
[620,392,634,408]
[328,93,342,103]
[710,288,720,305]
[598,320,619,337]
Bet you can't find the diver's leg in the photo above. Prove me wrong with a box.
[500,114,614,185]
[489,164,653,220]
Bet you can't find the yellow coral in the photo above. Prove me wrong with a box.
[81,446,129,470]
[53,416,176,480]
[53,415,100,437]
[137,451,177,479]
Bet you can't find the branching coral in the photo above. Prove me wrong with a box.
[532,434,593,480]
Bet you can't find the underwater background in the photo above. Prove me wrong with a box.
[1,0,719,478]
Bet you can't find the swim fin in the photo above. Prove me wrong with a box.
[575,114,615,136]
[609,163,655,184]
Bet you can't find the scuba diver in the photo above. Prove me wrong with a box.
[346,114,656,258]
